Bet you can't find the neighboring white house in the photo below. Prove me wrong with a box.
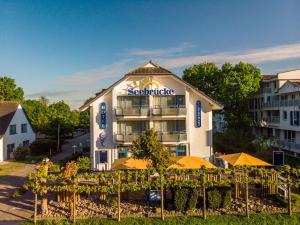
[0,102,36,161]
[80,61,223,171]
[249,68,300,157]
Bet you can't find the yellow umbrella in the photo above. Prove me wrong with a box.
[219,152,271,166]
[111,157,150,170]
[169,156,216,169]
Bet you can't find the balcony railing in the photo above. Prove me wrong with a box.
[157,132,187,142]
[271,139,300,151]
[115,132,142,142]
[152,106,186,116]
[263,116,280,124]
[262,99,300,108]
[115,106,149,116]
[261,87,272,93]
[115,131,187,143]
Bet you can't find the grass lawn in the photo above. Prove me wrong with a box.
[0,161,28,176]
[23,213,300,225]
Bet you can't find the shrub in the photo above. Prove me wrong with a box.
[82,146,90,153]
[77,156,91,172]
[106,198,117,207]
[13,146,29,161]
[29,139,57,156]
[11,187,27,197]
[174,188,189,212]
[207,188,222,209]
[291,193,300,207]
[186,188,199,210]
[220,187,232,208]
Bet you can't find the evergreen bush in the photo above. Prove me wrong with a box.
[174,188,189,212]
[13,146,29,161]
[186,188,199,210]
[207,188,222,209]
[220,187,232,208]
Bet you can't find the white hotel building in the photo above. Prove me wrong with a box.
[249,69,300,157]
[80,61,223,170]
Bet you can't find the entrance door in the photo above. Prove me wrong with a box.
[7,143,15,160]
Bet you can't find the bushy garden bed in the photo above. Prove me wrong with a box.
[23,213,300,225]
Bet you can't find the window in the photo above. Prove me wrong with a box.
[23,140,30,146]
[21,124,28,133]
[290,111,300,126]
[176,145,187,156]
[117,148,128,159]
[274,129,280,139]
[99,151,108,163]
[9,125,17,135]
[283,111,287,120]
[284,130,295,142]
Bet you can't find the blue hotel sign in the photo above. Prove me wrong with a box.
[196,100,201,128]
[100,102,106,129]
[128,88,174,96]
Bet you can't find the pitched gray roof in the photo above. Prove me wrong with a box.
[0,102,19,136]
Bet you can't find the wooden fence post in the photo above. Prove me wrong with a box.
[245,171,249,219]
[34,193,37,225]
[287,175,292,216]
[73,183,76,224]
[202,172,206,219]
[118,173,121,222]
[160,174,164,221]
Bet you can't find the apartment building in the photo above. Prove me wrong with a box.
[80,61,223,170]
[249,69,300,157]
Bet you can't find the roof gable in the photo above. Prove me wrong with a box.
[79,61,223,111]
[0,102,19,136]
[126,61,173,76]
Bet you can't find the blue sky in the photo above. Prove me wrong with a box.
[1,0,300,108]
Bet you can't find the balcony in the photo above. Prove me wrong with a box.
[158,132,187,142]
[115,132,142,143]
[115,106,149,117]
[152,106,186,116]
[271,139,300,151]
[262,87,272,94]
[262,99,300,108]
[263,116,280,124]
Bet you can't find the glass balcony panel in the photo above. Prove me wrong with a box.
[115,106,149,116]
[152,106,186,116]
[158,132,187,142]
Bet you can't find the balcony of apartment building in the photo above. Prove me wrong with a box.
[115,96,149,118]
[152,95,186,117]
[153,120,187,142]
[271,138,300,153]
[115,121,149,143]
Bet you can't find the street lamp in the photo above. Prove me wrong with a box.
[72,145,77,155]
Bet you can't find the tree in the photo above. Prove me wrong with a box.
[130,129,173,171]
[183,62,262,130]
[183,63,222,100]
[0,76,24,101]
[22,100,49,132]
[45,101,75,138]
[38,96,49,105]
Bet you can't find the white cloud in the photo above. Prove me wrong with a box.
[57,59,133,86]
[161,42,300,68]
[123,43,194,57]
[44,42,300,109]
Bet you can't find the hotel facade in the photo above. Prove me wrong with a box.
[249,69,300,157]
[80,61,222,170]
